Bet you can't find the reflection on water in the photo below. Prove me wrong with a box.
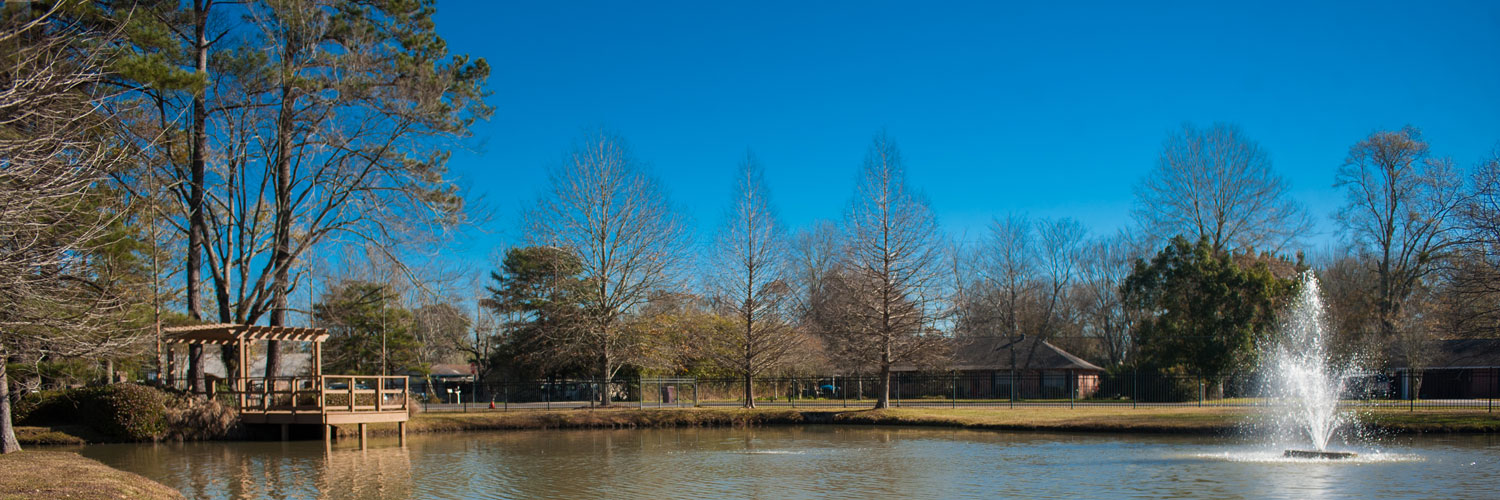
[72,427,1500,500]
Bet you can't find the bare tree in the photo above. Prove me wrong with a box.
[1134,123,1311,253]
[524,132,690,405]
[1334,126,1463,373]
[1441,150,1500,335]
[704,154,801,408]
[966,215,1087,367]
[1075,232,1141,367]
[0,6,143,453]
[834,133,949,409]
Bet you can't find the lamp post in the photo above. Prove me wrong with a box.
[446,387,454,405]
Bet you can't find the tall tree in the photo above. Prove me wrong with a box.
[704,154,800,408]
[1134,123,1311,253]
[486,246,587,380]
[835,133,948,409]
[313,280,420,375]
[1334,126,1462,370]
[524,132,690,404]
[1123,236,1295,381]
[1075,233,1142,367]
[0,2,141,453]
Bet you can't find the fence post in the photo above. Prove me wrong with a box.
[545,379,551,411]
[639,378,646,409]
[951,372,957,409]
[896,375,902,408]
[1409,372,1414,412]
[1069,371,1074,409]
[503,383,509,412]
[1198,378,1204,408]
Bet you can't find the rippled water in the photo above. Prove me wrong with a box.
[73,427,1500,499]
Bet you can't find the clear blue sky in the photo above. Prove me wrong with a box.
[429,0,1500,269]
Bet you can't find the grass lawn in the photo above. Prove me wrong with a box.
[391,405,1500,437]
[0,450,184,500]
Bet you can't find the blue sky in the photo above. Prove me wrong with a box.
[428,1,1500,270]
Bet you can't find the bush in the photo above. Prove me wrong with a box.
[15,384,168,441]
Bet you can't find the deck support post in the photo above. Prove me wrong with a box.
[280,424,289,441]
[358,423,367,449]
[398,422,406,447]
[324,424,332,444]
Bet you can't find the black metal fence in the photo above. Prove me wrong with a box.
[412,368,1500,412]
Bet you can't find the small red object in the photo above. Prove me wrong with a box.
[489,401,495,409]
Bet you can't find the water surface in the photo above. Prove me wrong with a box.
[74,426,1500,499]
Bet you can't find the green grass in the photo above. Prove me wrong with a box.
[390,405,1500,437]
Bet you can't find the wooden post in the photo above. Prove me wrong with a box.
[398,421,406,447]
[348,378,356,412]
[358,423,367,449]
[280,424,289,442]
[324,424,332,444]
[238,338,248,409]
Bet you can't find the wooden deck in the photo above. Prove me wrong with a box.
[162,324,411,447]
[237,375,411,425]
[235,375,410,446]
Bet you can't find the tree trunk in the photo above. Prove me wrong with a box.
[265,55,296,382]
[185,0,210,396]
[874,364,891,409]
[1,353,20,454]
[598,355,612,407]
[743,374,755,409]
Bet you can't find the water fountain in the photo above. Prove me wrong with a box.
[1262,272,1358,460]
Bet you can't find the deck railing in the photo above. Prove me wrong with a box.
[238,375,409,414]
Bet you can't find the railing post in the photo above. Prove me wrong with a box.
[348,377,356,412]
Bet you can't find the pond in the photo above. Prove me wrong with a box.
[72,426,1500,499]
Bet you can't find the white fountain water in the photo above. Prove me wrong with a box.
[1262,272,1357,453]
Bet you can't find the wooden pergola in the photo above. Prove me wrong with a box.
[164,323,409,447]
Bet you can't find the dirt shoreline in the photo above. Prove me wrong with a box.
[0,450,186,500]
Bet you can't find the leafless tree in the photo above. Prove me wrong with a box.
[0,5,145,453]
[704,154,801,407]
[1134,123,1312,253]
[1440,150,1500,336]
[964,215,1087,367]
[1074,232,1142,367]
[833,133,949,409]
[524,131,690,405]
[1334,126,1463,372]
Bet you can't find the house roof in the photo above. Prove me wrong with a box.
[164,324,329,345]
[201,352,312,379]
[428,363,475,377]
[1390,339,1500,370]
[893,336,1105,372]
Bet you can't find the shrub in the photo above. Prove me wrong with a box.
[15,384,168,441]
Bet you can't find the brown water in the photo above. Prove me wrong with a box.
[72,426,1500,499]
